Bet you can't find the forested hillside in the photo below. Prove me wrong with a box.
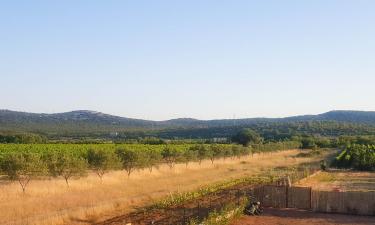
[2,109,375,142]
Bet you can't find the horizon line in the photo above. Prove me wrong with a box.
[1,108,372,122]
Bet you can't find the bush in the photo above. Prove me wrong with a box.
[332,144,375,171]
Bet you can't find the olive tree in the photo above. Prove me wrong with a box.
[145,148,162,172]
[208,144,223,164]
[161,145,181,169]
[190,144,208,165]
[87,149,119,181]
[0,152,46,192]
[241,146,252,157]
[182,148,198,168]
[231,145,242,159]
[222,146,233,161]
[45,151,87,186]
[116,148,140,177]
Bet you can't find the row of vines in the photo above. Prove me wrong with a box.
[332,144,375,171]
[0,141,301,192]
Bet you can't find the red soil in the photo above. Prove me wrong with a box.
[231,208,375,225]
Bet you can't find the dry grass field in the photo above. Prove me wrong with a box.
[0,149,331,225]
[295,171,375,192]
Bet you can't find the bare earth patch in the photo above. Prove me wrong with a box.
[231,208,375,225]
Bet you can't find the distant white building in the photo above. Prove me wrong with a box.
[109,132,119,137]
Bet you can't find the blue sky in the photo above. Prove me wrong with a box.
[1,0,375,120]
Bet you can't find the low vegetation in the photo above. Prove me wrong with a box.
[189,201,246,225]
[151,176,274,210]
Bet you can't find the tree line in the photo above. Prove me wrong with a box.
[4,120,375,144]
[0,141,300,192]
[0,132,46,144]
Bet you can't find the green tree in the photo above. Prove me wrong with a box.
[231,145,242,159]
[301,137,317,149]
[208,144,222,164]
[231,129,262,146]
[139,137,166,145]
[116,148,140,177]
[87,149,119,181]
[190,144,208,165]
[45,152,87,186]
[222,146,233,160]
[0,152,46,192]
[240,146,251,157]
[181,148,198,168]
[161,145,181,169]
[145,148,162,172]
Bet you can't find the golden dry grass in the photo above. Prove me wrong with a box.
[0,150,329,225]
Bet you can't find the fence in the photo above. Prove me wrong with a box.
[288,186,312,209]
[252,186,311,209]
[252,185,375,216]
[311,190,375,216]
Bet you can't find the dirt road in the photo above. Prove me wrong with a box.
[231,208,375,225]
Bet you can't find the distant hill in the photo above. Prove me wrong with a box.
[0,110,156,134]
[1,109,375,134]
[316,110,375,124]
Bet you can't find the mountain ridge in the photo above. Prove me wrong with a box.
[1,109,375,134]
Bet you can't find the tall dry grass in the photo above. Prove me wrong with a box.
[0,149,329,225]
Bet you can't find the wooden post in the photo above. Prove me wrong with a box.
[286,186,289,208]
[183,208,186,225]
[197,201,200,218]
[309,187,312,210]
[237,189,240,206]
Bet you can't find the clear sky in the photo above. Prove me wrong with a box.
[1,0,375,120]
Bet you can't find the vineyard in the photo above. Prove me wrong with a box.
[0,141,301,192]
[332,144,375,171]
